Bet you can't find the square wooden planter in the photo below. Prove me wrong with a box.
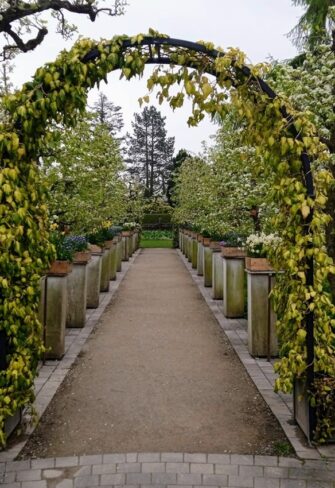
[294,376,335,443]
[221,246,246,258]
[245,256,273,272]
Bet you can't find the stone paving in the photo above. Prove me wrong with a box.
[1,248,335,487]
[1,452,335,487]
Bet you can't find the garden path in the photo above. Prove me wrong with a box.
[20,249,286,458]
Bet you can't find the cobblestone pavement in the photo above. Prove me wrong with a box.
[1,249,335,487]
[1,452,335,487]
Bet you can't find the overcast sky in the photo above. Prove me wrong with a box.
[10,0,303,153]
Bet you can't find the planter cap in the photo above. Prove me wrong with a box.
[47,260,73,276]
[73,251,91,264]
[221,247,246,258]
[88,244,103,255]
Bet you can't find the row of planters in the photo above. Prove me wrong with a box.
[180,228,278,357]
[2,220,141,442]
[179,228,335,444]
[40,224,140,361]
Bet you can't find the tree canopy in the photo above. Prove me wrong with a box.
[289,0,335,49]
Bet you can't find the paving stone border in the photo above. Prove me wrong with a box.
[1,452,335,487]
[0,251,140,463]
[178,250,335,461]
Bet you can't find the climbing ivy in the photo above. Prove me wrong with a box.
[0,30,334,444]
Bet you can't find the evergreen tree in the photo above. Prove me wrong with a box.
[289,0,335,49]
[126,105,175,198]
[166,149,191,206]
[91,92,124,138]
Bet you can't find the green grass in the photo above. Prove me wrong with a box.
[272,440,295,457]
[140,239,173,248]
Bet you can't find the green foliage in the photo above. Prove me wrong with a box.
[289,1,335,49]
[172,110,273,238]
[86,225,118,246]
[49,231,74,261]
[140,239,173,248]
[141,230,173,240]
[220,232,246,248]
[143,197,173,214]
[42,113,127,234]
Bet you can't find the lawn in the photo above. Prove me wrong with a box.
[140,239,173,248]
[140,230,174,248]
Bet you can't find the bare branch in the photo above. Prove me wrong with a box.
[3,24,48,52]
[0,0,127,56]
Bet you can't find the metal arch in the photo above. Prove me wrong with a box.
[83,36,316,439]
[83,36,314,197]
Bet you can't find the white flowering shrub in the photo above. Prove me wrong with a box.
[246,232,282,258]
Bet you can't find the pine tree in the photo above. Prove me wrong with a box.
[91,92,124,138]
[166,149,191,206]
[289,0,335,49]
[126,106,175,198]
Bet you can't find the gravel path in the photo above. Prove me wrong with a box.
[20,249,289,458]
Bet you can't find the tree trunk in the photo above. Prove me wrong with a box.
[145,126,149,194]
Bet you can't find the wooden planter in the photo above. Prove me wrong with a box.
[100,248,111,292]
[245,256,273,271]
[246,266,278,357]
[191,237,198,269]
[203,245,213,287]
[48,260,72,276]
[212,251,223,299]
[210,241,221,251]
[222,253,245,318]
[4,409,22,438]
[294,376,335,444]
[73,251,91,264]
[45,261,72,358]
[197,240,204,276]
[116,235,123,272]
[221,246,246,258]
[202,237,211,247]
[109,242,118,280]
[66,257,89,328]
[87,246,103,308]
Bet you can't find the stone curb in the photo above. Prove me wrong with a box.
[1,452,335,487]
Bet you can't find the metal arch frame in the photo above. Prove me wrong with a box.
[83,36,316,440]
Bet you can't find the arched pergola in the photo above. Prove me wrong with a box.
[0,33,333,445]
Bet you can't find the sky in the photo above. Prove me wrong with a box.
[10,0,303,154]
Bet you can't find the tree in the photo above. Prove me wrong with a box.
[172,111,273,238]
[0,0,126,59]
[126,105,175,198]
[42,112,127,233]
[289,0,335,49]
[166,149,190,206]
[91,92,124,138]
